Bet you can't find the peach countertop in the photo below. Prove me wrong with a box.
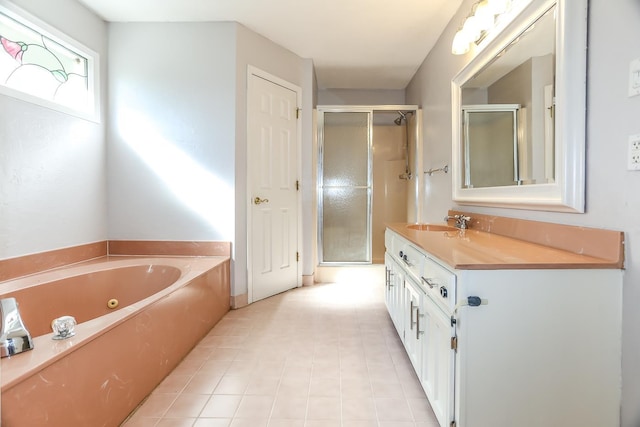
[387,222,624,270]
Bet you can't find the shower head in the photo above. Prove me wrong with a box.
[393,111,411,126]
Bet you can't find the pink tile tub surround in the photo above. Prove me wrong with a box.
[108,240,231,257]
[0,255,231,427]
[0,241,108,282]
[0,240,231,283]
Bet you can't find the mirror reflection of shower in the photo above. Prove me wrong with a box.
[395,111,413,180]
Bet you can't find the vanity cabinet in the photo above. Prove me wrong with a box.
[386,230,455,427]
[385,226,623,427]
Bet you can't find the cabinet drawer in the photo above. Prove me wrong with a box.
[399,244,426,284]
[421,257,456,312]
[389,233,425,280]
[385,228,394,253]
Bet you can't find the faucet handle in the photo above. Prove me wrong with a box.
[457,215,471,229]
[444,214,471,229]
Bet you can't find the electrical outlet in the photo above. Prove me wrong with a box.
[629,58,640,97]
[628,133,640,170]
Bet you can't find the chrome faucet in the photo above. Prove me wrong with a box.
[444,214,472,229]
[0,297,34,357]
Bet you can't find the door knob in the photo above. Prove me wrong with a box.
[254,197,269,205]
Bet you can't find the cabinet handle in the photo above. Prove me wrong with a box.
[402,255,413,267]
[421,276,437,289]
[409,301,415,330]
[416,309,425,340]
[385,268,395,289]
[440,286,448,298]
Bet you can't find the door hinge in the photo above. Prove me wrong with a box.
[296,108,301,119]
[296,252,300,262]
[451,336,458,351]
[296,180,300,191]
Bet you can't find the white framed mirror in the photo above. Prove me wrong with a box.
[451,0,587,212]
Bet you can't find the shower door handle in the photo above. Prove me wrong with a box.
[254,197,269,205]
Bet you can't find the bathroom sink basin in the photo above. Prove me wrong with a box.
[406,224,458,232]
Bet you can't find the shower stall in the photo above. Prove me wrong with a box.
[317,106,421,266]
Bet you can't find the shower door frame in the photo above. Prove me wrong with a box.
[317,105,421,266]
[317,107,374,265]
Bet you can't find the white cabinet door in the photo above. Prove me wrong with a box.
[404,276,425,375]
[392,265,404,336]
[384,253,394,312]
[422,293,455,427]
[385,253,405,336]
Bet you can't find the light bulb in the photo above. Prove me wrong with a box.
[452,29,470,55]
[486,0,510,15]
[474,1,495,33]
[462,15,482,42]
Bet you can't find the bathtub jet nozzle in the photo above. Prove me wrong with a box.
[0,297,34,357]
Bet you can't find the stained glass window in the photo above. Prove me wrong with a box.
[0,3,98,120]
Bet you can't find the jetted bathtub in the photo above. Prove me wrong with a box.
[0,255,230,427]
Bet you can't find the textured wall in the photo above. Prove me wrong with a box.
[107,22,236,243]
[0,0,108,260]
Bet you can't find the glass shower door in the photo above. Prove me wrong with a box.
[318,111,372,264]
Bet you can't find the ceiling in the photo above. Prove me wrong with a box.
[74,0,462,90]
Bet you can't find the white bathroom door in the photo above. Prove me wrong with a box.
[247,71,300,303]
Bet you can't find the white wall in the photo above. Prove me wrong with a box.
[589,2,640,425]
[318,88,405,106]
[407,0,640,425]
[107,22,236,244]
[302,63,318,280]
[0,0,107,260]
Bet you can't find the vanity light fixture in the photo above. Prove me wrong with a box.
[451,0,513,55]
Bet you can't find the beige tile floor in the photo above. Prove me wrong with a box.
[122,277,439,427]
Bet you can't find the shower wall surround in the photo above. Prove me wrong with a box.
[372,125,409,263]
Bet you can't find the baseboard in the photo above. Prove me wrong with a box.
[230,293,248,309]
